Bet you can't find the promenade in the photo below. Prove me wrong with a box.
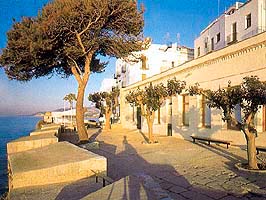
[84,125,266,200]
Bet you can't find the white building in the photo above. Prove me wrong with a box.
[115,42,194,88]
[99,78,116,92]
[194,0,266,58]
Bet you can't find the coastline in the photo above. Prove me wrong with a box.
[0,116,41,197]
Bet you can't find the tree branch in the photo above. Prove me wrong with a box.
[68,56,83,76]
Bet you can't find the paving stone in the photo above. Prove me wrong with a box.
[189,186,228,200]
[163,176,191,189]
[168,192,187,200]
[220,195,243,200]
[180,190,213,200]
[160,182,174,190]
[193,177,213,185]
[168,185,187,194]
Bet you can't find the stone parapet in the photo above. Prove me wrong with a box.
[30,128,59,136]
[7,135,58,154]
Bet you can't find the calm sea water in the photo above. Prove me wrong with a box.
[0,115,40,196]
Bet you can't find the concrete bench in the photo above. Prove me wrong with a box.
[191,135,231,149]
[8,142,107,189]
[256,146,266,154]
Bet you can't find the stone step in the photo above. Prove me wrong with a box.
[8,142,106,190]
[7,135,58,154]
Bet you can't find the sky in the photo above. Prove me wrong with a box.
[0,0,242,115]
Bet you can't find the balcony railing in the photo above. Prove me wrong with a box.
[227,33,238,45]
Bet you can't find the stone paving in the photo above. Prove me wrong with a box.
[85,124,266,200]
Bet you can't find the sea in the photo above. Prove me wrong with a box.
[0,115,41,196]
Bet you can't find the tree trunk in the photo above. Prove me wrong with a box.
[76,83,88,141]
[105,108,112,131]
[245,131,258,169]
[146,112,155,143]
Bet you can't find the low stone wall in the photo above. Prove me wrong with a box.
[30,128,59,136]
[7,135,58,154]
[8,142,107,190]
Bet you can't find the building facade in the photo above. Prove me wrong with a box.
[120,32,266,146]
[115,43,194,88]
[194,0,266,58]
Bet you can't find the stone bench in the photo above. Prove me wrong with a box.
[256,146,266,154]
[7,135,58,154]
[191,135,231,149]
[8,142,107,190]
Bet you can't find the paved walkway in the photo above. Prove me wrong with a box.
[86,124,266,200]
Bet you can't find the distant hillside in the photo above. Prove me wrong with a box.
[32,107,100,117]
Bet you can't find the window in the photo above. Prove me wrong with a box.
[211,37,214,51]
[245,14,251,29]
[216,33,220,43]
[263,105,266,132]
[227,104,241,130]
[201,96,211,128]
[141,55,147,70]
[232,22,237,41]
[157,107,161,124]
[141,74,146,80]
[182,95,189,126]
[197,47,200,57]
[204,41,208,48]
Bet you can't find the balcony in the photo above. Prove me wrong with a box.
[227,33,238,45]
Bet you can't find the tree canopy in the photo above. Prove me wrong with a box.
[0,0,144,141]
[0,0,144,81]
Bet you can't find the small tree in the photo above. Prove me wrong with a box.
[89,87,119,130]
[126,78,185,143]
[63,93,77,125]
[63,93,77,110]
[0,0,144,142]
[189,76,266,169]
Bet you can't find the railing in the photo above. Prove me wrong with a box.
[226,33,238,45]
[92,170,114,187]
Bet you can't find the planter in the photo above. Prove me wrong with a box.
[235,163,266,173]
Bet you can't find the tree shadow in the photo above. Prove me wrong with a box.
[88,128,102,142]
[87,136,248,200]
[191,141,266,196]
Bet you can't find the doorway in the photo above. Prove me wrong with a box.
[137,107,141,129]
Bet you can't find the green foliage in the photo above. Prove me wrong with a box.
[0,0,144,81]
[63,93,77,103]
[126,78,186,115]
[89,87,120,114]
[167,77,186,96]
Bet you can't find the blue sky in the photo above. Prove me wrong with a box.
[0,0,241,115]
